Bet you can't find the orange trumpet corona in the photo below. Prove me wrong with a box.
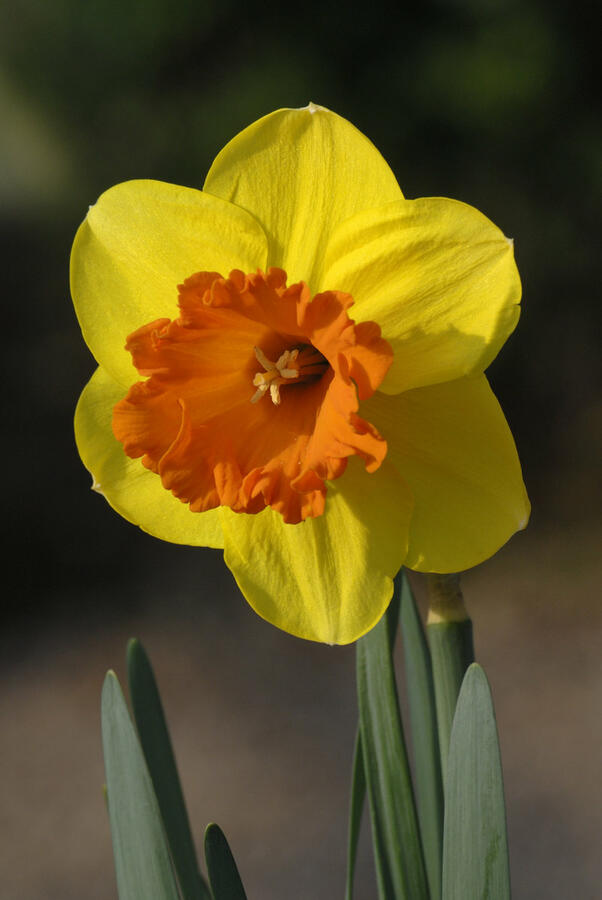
[112,267,393,524]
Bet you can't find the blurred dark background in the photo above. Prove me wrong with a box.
[1,1,600,898]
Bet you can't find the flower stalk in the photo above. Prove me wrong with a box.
[426,574,475,785]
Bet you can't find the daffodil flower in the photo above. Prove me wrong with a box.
[72,103,529,644]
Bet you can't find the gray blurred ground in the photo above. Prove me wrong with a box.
[2,523,600,900]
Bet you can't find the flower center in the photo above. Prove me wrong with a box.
[112,267,393,524]
[251,345,328,405]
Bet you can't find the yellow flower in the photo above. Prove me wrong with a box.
[72,103,529,645]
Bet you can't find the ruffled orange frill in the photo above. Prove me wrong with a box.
[113,267,393,524]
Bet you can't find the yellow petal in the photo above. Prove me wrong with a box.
[203,104,403,291]
[71,180,268,386]
[363,376,529,572]
[322,197,521,393]
[75,366,223,548]
[219,457,413,644]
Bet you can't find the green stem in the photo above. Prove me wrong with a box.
[426,575,475,786]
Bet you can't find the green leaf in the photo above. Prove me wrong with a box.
[346,576,404,900]
[399,573,443,900]
[356,587,429,900]
[204,823,248,900]
[442,664,511,900]
[127,639,211,900]
[101,671,180,900]
[427,619,474,785]
[345,730,366,900]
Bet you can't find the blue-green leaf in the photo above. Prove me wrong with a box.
[356,588,429,900]
[127,639,211,900]
[204,823,248,900]
[442,664,511,900]
[101,671,180,900]
[400,573,443,900]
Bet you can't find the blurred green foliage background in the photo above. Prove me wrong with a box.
[1,0,599,602]
[1,1,600,897]
[2,0,599,623]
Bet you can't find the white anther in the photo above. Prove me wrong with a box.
[250,385,268,404]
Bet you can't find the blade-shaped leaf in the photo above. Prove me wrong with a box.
[101,671,180,900]
[346,578,403,900]
[205,823,248,900]
[345,730,366,900]
[442,664,511,900]
[127,639,211,900]
[400,573,443,900]
[356,588,429,900]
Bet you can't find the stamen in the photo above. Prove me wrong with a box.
[251,344,330,405]
[254,346,274,372]
[250,385,268,404]
[251,346,302,405]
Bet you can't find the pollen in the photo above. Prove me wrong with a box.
[112,267,393,524]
